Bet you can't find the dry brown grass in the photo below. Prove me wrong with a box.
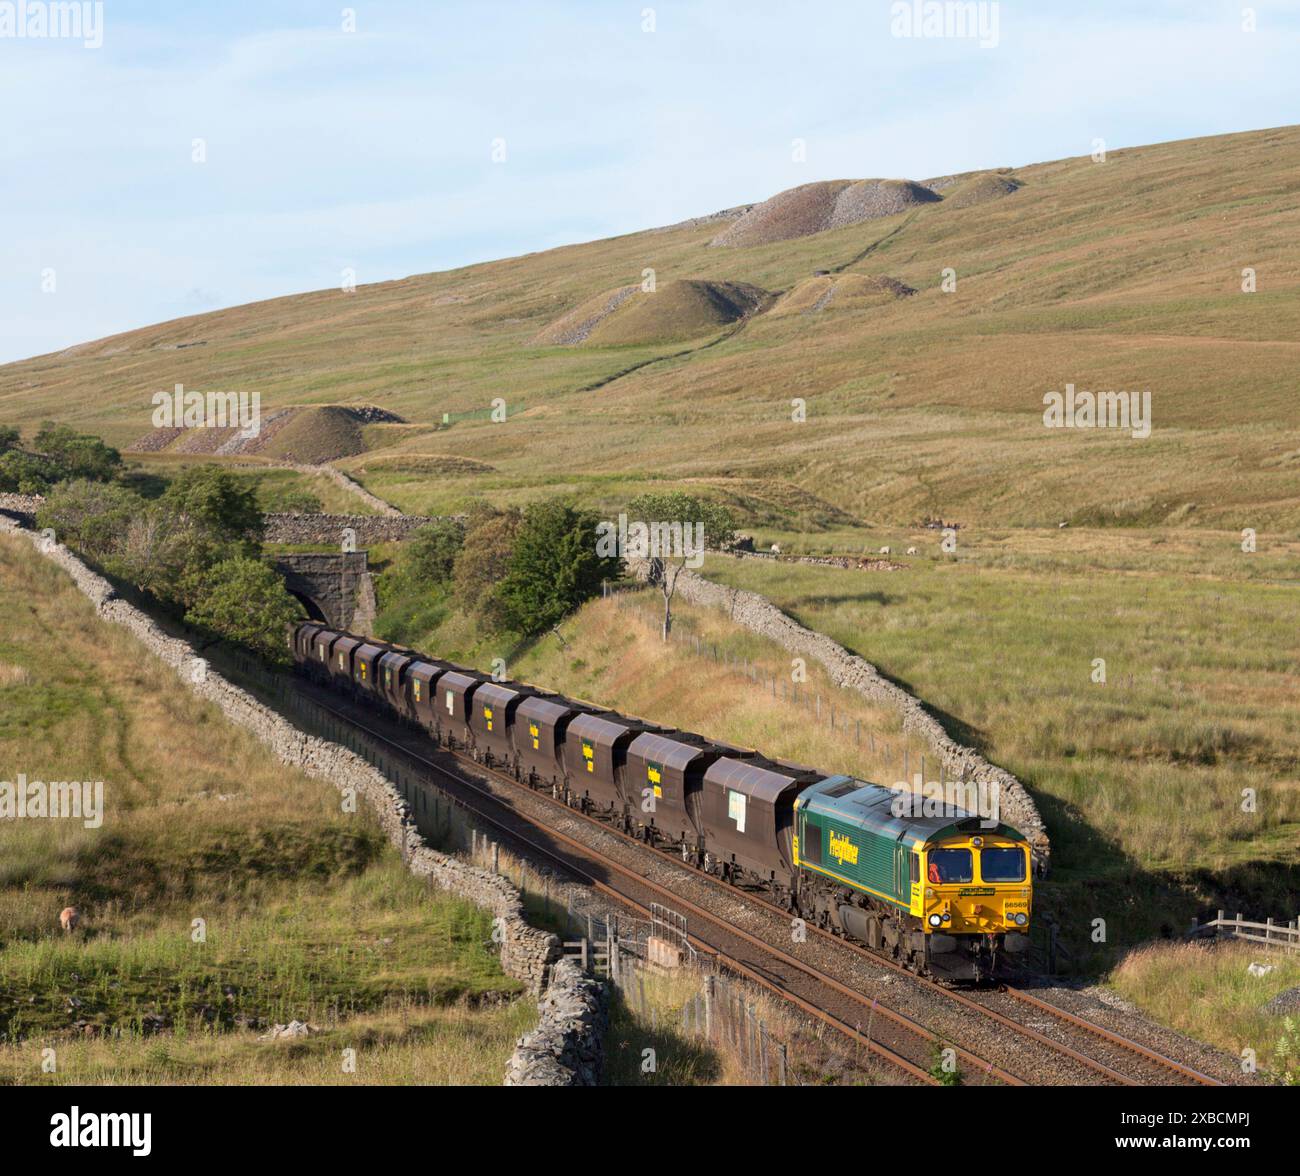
[508,594,932,788]
[1109,940,1300,1083]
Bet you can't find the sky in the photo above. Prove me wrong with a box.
[2,0,1298,364]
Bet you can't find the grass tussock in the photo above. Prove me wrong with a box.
[1109,940,1300,1083]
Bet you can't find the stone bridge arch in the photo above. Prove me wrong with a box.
[271,550,376,632]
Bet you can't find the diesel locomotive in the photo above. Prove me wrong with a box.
[294,621,1033,981]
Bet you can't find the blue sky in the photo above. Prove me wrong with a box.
[2,0,1297,363]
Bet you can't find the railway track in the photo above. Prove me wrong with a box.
[276,670,1225,1087]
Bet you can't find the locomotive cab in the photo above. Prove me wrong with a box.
[918,832,1032,973]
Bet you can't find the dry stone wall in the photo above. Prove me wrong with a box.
[264,511,449,546]
[0,515,604,1085]
[503,957,607,1085]
[631,558,1050,872]
[0,492,43,523]
[282,462,404,517]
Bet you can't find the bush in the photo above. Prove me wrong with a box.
[0,450,64,494]
[33,422,121,483]
[162,466,264,549]
[496,501,620,637]
[452,508,521,627]
[185,557,303,663]
[35,480,145,562]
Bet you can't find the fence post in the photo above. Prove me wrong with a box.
[704,974,715,1040]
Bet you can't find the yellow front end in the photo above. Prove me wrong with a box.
[916,834,1032,937]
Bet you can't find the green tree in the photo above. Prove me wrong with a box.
[405,517,466,589]
[625,491,736,639]
[185,557,303,663]
[162,466,264,549]
[452,507,521,627]
[0,449,63,494]
[0,426,20,454]
[497,501,620,637]
[33,422,121,482]
[35,480,144,562]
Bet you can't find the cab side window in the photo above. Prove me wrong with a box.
[802,819,822,865]
[910,853,920,884]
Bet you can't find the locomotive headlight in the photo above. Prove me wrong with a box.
[928,914,943,928]
[1013,912,1028,926]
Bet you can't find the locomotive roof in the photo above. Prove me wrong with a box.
[799,775,1023,848]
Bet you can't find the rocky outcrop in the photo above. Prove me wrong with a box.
[1,516,604,1083]
[630,558,1050,872]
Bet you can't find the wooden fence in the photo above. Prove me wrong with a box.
[1194,911,1300,952]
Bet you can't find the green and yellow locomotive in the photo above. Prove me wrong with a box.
[793,776,1031,981]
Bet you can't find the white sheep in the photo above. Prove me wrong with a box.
[770,543,781,554]
[879,546,891,556]
[906,546,918,556]
[59,906,80,934]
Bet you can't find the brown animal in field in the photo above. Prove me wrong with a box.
[59,907,80,934]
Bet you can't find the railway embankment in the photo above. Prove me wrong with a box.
[0,515,606,1086]
[628,558,1050,871]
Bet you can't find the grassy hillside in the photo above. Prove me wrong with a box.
[2,125,1298,529]
[0,534,531,1084]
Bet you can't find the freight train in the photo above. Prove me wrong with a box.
[293,621,1033,981]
